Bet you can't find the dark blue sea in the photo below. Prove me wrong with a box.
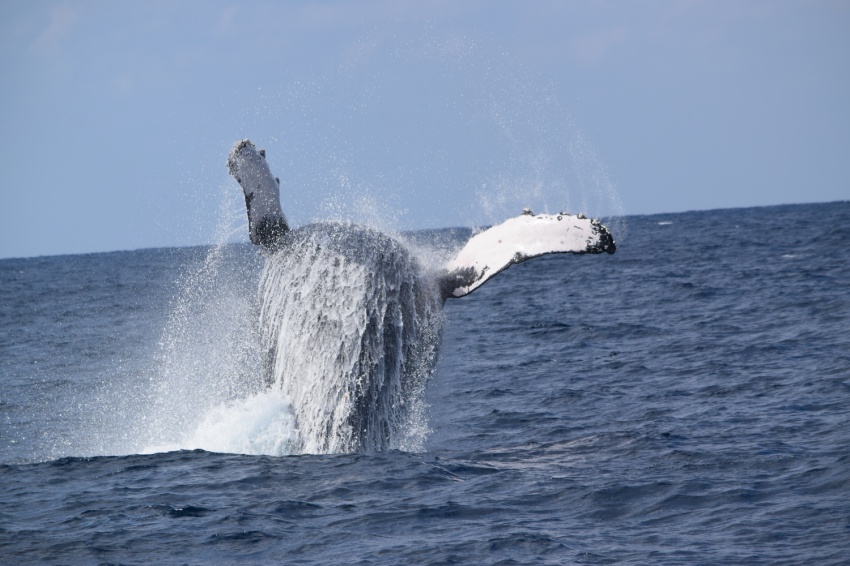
[2,201,849,564]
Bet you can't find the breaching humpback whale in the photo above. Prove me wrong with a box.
[228,140,615,453]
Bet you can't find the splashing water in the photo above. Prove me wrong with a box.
[138,239,270,454]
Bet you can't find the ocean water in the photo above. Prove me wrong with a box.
[1,201,849,564]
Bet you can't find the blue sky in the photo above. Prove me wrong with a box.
[2,1,848,259]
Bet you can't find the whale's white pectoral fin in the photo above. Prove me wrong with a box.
[440,210,616,299]
[228,139,289,248]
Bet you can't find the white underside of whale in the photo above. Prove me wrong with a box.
[443,212,613,297]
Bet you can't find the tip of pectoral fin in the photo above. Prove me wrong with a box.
[227,139,256,175]
[597,226,617,254]
[588,220,617,254]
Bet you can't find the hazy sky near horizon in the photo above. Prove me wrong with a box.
[2,1,848,259]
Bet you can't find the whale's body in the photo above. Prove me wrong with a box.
[259,223,442,452]
[228,139,616,452]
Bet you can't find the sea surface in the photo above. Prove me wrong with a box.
[1,201,849,564]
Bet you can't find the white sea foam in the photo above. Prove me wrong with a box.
[185,390,299,456]
[141,390,298,456]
